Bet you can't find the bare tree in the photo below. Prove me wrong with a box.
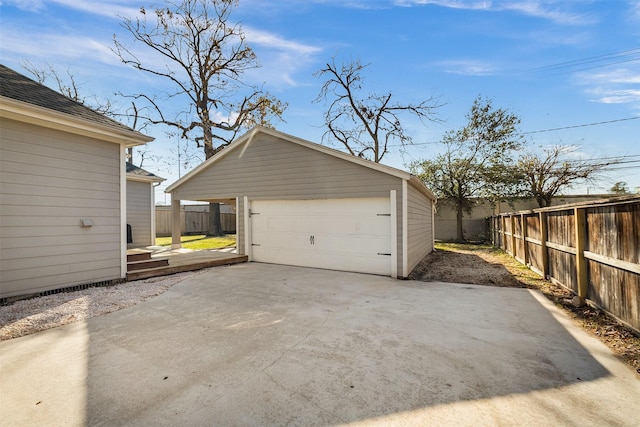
[21,60,114,115]
[518,145,617,207]
[113,0,286,235]
[314,58,441,163]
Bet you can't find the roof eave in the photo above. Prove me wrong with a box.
[126,173,166,183]
[166,126,419,193]
[0,96,153,146]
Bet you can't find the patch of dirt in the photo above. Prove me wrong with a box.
[410,243,640,375]
[408,249,525,287]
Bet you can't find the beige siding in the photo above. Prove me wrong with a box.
[434,195,609,241]
[127,180,152,247]
[0,118,122,298]
[172,133,404,275]
[406,183,433,275]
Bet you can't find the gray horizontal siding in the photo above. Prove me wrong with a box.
[172,134,402,201]
[406,183,433,275]
[0,118,122,298]
[127,180,152,247]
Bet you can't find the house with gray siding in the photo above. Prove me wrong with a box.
[0,64,152,300]
[126,163,164,248]
[165,126,436,278]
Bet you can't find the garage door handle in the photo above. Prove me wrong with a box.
[377,253,391,256]
[310,235,315,245]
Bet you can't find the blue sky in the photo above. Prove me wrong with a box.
[1,0,639,202]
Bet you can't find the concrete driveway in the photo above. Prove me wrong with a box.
[1,263,638,426]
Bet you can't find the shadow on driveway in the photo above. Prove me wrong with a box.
[2,263,638,426]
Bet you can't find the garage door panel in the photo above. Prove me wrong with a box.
[251,198,392,275]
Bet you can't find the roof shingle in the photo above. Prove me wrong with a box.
[0,64,138,134]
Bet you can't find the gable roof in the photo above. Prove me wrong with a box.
[166,126,436,201]
[126,162,165,183]
[0,64,152,146]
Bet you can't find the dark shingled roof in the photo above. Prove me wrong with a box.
[0,63,139,135]
[126,162,165,181]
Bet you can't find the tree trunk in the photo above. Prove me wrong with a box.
[456,202,465,242]
[208,202,224,237]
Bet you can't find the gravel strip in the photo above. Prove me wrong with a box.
[0,270,203,341]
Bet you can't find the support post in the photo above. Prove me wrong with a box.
[171,196,181,249]
[574,207,588,306]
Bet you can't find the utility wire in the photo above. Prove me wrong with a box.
[519,116,639,135]
[394,117,639,147]
[518,47,640,75]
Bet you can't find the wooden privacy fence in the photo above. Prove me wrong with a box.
[490,195,640,333]
[156,209,236,236]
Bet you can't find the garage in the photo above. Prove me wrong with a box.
[251,198,392,275]
[165,126,436,278]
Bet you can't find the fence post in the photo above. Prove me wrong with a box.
[574,207,588,306]
[539,211,549,279]
[521,213,529,266]
[510,215,517,258]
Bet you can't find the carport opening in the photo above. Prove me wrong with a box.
[166,198,238,250]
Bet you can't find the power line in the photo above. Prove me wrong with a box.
[392,117,639,147]
[518,47,640,75]
[518,116,639,135]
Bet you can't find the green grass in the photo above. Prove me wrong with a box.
[155,234,236,250]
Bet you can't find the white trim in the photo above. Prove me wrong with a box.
[402,180,408,277]
[120,149,127,278]
[244,196,251,260]
[126,174,165,184]
[0,96,152,147]
[390,190,398,279]
[234,196,239,252]
[432,202,436,252]
[150,183,156,246]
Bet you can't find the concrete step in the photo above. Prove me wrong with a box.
[127,258,169,272]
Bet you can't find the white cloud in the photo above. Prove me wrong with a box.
[576,66,640,108]
[1,0,44,11]
[393,0,595,25]
[434,59,497,75]
[1,30,119,65]
[245,27,323,57]
[243,27,324,88]
[587,88,640,105]
[2,0,140,18]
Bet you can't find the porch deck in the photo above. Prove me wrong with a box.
[126,246,247,281]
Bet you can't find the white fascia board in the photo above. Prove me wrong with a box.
[126,174,166,184]
[0,96,153,147]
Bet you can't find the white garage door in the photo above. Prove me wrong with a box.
[250,198,392,275]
